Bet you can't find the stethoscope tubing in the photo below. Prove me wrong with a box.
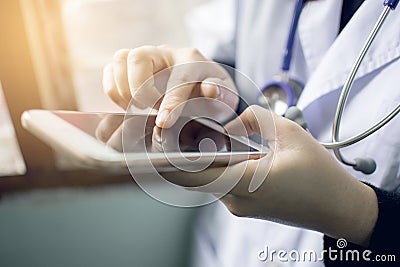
[322,5,399,167]
[258,0,305,111]
[281,0,306,71]
[320,103,400,149]
[259,0,400,173]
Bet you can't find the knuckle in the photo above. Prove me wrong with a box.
[170,72,193,85]
[127,46,156,65]
[127,50,145,65]
[183,47,203,59]
[157,44,173,50]
[113,49,130,62]
[162,95,186,109]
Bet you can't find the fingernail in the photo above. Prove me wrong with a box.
[153,126,162,143]
[156,110,170,127]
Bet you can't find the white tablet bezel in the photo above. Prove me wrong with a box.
[21,110,268,172]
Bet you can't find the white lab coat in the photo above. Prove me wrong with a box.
[187,0,400,266]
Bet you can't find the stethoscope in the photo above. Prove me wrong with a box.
[257,0,400,174]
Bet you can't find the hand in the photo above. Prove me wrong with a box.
[102,45,239,128]
[163,105,378,247]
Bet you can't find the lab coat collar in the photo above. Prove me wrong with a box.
[297,0,400,109]
[297,0,342,76]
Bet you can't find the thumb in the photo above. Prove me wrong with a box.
[225,105,277,193]
[225,105,277,141]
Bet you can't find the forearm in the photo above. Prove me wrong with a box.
[322,178,378,247]
[324,184,400,265]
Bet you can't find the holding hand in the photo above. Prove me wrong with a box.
[163,105,378,247]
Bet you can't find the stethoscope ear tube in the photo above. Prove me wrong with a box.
[329,4,396,175]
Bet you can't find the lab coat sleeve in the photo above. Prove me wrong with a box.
[185,0,236,66]
[324,184,400,266]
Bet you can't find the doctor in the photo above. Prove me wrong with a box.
[102,0,400,266]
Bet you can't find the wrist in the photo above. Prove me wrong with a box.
[327,179,378,247]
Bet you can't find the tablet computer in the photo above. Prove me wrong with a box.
[21,110,268,173]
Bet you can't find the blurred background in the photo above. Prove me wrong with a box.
[61,0,205,112]
[0,0,220,266]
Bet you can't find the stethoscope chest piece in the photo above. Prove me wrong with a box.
[257,0,306,116]
[258,74,304,115]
